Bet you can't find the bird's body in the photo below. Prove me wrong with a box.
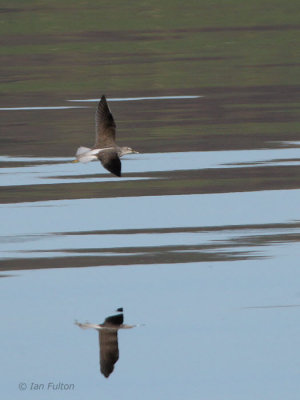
[74,95,138,177]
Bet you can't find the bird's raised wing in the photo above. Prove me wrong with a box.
[99,329,119,378]
[94,95,116,148]
[98,150,121,177]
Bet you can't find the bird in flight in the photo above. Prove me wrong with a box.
[74,95,138,177]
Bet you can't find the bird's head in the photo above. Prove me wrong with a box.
[119,147,139,156]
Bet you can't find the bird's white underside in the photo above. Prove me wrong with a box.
[75,321,136,330]
[75,146,114,163]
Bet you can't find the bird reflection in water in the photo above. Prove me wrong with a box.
[75,308,136,378]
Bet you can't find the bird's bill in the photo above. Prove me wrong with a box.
[72,159,79,163]
[132,150,139,154]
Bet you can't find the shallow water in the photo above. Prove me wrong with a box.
[1,1,300,399]
[2,143,300,399]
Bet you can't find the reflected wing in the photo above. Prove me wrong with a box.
[94,95,116,148]
[75,321,101,330]
[99,329,119,378]
[98,150,121,177]
[104,313,124,325]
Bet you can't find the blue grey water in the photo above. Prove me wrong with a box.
[2,0,300,396]
[1,137,300,399]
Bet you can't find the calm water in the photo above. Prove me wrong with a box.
[1,2,300,399]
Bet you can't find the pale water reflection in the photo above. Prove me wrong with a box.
[0,95,203,111]
[2,144,300,187]
[68,95,203,102]
[2,158,300,399]
[1,144,300,398]
[2,255,300,399]
[0,106,88,111]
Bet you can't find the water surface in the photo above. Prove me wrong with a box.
[1,2,300,399]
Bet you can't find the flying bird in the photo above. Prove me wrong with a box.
[74,95,138,177]
[75,309,136,378]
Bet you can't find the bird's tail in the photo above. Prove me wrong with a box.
[75,146,98,163]
[76,146,91,156]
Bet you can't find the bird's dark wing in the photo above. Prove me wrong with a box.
[104,313,124,325]
[99,329,119,378]
[98,150,121,177]
[94,95,116,148]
